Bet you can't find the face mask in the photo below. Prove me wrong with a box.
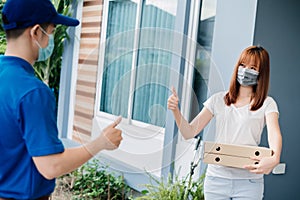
[35,27,55,62]
[237,66,259,86]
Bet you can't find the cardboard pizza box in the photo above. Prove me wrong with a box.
[203,142,273,168]
[203,153,258,168]
[204,142,273,158]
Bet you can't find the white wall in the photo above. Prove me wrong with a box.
[204,0,258,144]
[208,0,258,93]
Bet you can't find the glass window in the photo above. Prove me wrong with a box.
[100,1,137,117]
[133,0,176,127]
[100,0,177,127]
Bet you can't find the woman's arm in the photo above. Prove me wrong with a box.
[266,112,282,163]
[245,112,282,174]
[167,87,213,139]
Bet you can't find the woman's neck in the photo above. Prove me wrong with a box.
[238,86,253,98]
[233,86,254,108]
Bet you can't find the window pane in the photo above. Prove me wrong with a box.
[190,0,217,120]
[100,1,137,117]
[132,0,177,127]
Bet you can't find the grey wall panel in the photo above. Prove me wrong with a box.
[254,0,300,199]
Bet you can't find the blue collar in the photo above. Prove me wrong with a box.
[0,55,35,75]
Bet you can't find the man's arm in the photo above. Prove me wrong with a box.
[32,117,122,180]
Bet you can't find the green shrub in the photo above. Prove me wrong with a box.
[60,159,132,200]
[0,1,6,55]
[136,171,204,200]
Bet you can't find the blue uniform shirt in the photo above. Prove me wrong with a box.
[0,56,65,199]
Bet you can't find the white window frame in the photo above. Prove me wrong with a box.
[173,0,203,179]
[58,0,83,139]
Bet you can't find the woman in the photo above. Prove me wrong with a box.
[167,46,282,199]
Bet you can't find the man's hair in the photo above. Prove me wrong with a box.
[5,28,27,40]
[4,19,51,40]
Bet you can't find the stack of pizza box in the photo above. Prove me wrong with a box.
[203,142,273,168]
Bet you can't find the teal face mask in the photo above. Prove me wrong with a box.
[35,27,55,62]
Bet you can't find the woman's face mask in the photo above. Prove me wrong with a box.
[237,66,259,86]
[35,27,55,62]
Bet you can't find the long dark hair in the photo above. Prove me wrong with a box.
[224,46,270,111]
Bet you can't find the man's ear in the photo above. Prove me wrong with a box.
[30,24,40,40]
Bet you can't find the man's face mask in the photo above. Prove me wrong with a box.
[35,27,54,62]
[237,66,259,86]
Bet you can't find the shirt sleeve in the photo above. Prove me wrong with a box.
[18,87,64,157]
[203,91,228,116]
[265,96,279,116]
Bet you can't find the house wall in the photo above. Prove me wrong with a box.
[72,0,103,143]
[254,0,300,199]
[208,0,257,92]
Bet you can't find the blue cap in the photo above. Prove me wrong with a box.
[2,0,80,31]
